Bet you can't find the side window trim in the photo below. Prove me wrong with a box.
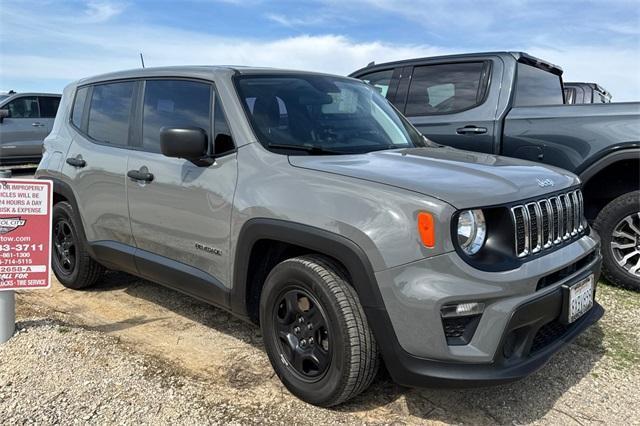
[404,60,491,116]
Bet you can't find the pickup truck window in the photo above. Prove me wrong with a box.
[5,96,40,118]
[514,63,563,106]
[405,62,487,116]
[236,75,425,155]
[360,69,394,97]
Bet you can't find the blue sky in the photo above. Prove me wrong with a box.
[1,0,639,101]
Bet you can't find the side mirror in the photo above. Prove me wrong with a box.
[159,127,211,165]
[0,109,9,124]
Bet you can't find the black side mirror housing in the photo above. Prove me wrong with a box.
[0,109,9,124]
[159,127,212,165]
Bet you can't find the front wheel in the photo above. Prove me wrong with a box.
[594,191,640,291]
[51,201,104,289]
[260,255,378,407]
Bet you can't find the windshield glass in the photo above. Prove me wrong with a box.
[235,75,425,155]
[0,95,10,102]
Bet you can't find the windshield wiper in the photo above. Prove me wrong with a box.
[267,143,347,155]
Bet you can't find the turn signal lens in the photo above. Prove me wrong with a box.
[417,212,435,248]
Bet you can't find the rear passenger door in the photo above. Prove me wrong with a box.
[126,79,237,302]
[38,96,61,135]
[64,82,136,260]
[399,61,497,153]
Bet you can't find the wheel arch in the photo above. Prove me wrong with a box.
[579,149,640,220]
[230,218,385,322]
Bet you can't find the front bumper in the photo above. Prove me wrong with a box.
[367,232,603,387]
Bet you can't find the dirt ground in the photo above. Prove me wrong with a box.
[4,271,638,425]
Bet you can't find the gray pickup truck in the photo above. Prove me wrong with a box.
[564,82,611,104]
[351,52,640,290]
[0,92,62,165]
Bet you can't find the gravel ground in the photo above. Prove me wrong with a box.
[2,274,639,425]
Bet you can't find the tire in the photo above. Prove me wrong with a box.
[593,191,640,291]
[51,201,104,289]
[259,255,379,407]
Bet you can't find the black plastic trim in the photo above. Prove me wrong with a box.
[230,218,385,317]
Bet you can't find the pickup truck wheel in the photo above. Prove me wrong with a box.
[52,202,104,289]
[259,255,378,407]
[594,191,640,291]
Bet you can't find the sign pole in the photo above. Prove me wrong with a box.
[0,169,14,343]
[0,291,15,343]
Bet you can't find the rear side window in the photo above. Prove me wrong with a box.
[87,82,135,146]
[72,87,88,128]
[514,63,563,106]
[142,80,211,153]
[6,96,39,118]
[405,62,488,116]
[39,96,60,118]
[359,69,394,97]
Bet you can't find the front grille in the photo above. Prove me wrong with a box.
[510,190,586,258]
[530,320,571,354]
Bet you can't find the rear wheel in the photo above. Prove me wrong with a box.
[594,191,640,291]
[260,255,378,407]
[52,202,104,289]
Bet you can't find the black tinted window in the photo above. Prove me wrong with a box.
[142,80,211,153]
[72,87,88,128]
[514,63,563,106]
[214,95,234,155]
[88,82,134,145]
[405,62,487,116]
[360,69,394,98]
[6,96,39,118]
[39,96,60,118]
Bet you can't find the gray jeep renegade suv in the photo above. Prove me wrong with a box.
[36,66,603,407]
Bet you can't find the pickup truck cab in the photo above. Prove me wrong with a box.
[351,52,640,290]
[0,92,61,165]
[564,82,612,104]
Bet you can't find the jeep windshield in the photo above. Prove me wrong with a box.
[235,74,426,155]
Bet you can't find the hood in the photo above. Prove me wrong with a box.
[289,147,579,209]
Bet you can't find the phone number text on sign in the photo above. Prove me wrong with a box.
[0,179,52,291]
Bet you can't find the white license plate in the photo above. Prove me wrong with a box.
[568,275,594,323]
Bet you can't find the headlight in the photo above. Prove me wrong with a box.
[456,209,486,255]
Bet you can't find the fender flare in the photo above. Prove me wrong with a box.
[579,148,640,184]
[230,218,385,317]
[37,176,95,257]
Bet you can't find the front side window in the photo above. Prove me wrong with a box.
[235,74,425,155]
[359,69,394,98]
[142,80,212,153]
[514,63,563,106]
[39,96,61,118]
[88,82,134,145]
[72,87,89,128]
[6,96,39,118]
[405,62,488,116]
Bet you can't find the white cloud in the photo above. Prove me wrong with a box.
[84,1,126,23]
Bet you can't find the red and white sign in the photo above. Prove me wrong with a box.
[0,178,52,291]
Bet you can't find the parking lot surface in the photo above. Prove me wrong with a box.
[0,271,636,425]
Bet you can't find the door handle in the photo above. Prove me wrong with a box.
[66,157,86,168]
[127,169,154,183]
[456,126,488,135]
[31,122,45,127]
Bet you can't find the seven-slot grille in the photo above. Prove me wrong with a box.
[510,190,585,258]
